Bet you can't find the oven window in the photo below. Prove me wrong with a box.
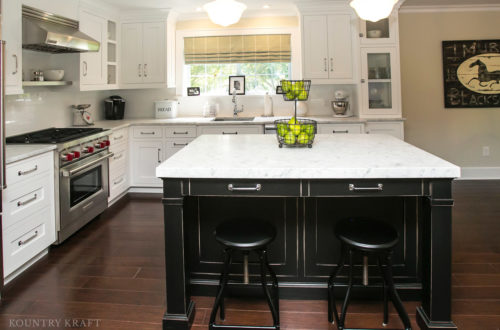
[70,166,102,207]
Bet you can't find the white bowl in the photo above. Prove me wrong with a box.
[43,70,65,81]
[367,30,382,38]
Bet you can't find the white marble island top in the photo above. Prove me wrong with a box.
[156,134,461,179]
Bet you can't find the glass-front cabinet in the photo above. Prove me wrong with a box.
[359,13,398,45]
[360,47,401,117]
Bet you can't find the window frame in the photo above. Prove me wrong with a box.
[176,26,301,96]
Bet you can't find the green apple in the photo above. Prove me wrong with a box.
[297,132,311,145]
[282,80,291,93]
[284,131,296,145]
[297,90,308,101]
[277,124,288,137]
[286,91,295,100]
[302,124,314,135]
[290,123,302,136]
[288,117,297,125]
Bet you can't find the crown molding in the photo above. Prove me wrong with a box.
[178,8,298,22]
[399,4,500,13]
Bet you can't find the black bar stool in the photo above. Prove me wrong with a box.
[209,219,280,330]
[328,217,412,330]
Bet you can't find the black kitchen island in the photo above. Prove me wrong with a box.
[157,134,461,330]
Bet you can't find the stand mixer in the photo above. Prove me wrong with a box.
[331,90,352,117]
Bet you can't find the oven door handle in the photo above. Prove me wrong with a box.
[61,152,114,177]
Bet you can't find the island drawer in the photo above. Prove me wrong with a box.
[189,179,302,197]
[309,180,423,197]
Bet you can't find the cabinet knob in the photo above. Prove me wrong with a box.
[359,33,364,38]
[361,79,366,83]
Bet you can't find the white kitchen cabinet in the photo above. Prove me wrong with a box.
[366,121,404,140]
[302,14,354,83]
[2,0,23,95]
[3,151,55,280]
[108,128,129,203]
[121,21,166,86]
[360,47,401,118]
[317,123,364,135]
[197,125,263,136]
[131,140,164,187]
[80,10,107,86]
[359,13,398,45]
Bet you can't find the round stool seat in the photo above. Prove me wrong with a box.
[335,217,399,251]
[215,219,276,250]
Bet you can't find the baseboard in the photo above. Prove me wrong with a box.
[458,167,500,180]
[129,187,163,194]
[4,249,49,285]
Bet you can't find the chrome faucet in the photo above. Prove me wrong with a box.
[232,90,244,117]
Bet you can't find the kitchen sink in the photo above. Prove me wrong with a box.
[212,117,255,121]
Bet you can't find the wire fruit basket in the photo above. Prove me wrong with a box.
[275,80,316,148]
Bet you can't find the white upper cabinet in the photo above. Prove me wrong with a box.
[302,14,355,83]
[121,21,166,87]
[2,0,23,95]
[359,13,398,45]
[79,10,107,85]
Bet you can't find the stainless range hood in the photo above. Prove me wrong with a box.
[22,5,100,54]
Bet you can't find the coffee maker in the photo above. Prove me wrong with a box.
[104,95,125,120]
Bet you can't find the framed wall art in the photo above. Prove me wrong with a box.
[229,76,245,95]
[442,40,500,108]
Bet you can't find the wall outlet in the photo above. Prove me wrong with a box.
[482,146,490,157]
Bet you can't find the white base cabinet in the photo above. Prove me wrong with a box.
[2,151,56,279]
[317,123,364,135]
[197,125,263,136]
[108,128,129,203]
[130,126,197,188]
[365,121,404,140]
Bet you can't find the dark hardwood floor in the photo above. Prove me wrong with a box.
[1,181,499,329]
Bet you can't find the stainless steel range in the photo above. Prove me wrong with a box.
[6,128,113,244]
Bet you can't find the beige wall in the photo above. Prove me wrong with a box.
[176,16,298,30]
[399,11,500,167]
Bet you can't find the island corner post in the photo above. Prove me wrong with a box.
[161,177,457,330]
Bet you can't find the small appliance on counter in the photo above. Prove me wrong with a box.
[331,90,352,118]
[72,104,94,126]
[155,99,178,119]
[104,95,126,120]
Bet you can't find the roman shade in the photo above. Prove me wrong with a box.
[184,34,291,64]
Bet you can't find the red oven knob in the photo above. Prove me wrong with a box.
[73,151,81,158]
[104,140,110,147]
[84,146,94,153]
[95,142,105,149]
[62,153,74,161]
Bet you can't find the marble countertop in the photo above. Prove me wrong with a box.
[93,116,405,131]
[6,145,57,165]
[156,134,460,179]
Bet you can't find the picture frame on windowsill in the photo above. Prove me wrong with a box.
[229,76,245,95]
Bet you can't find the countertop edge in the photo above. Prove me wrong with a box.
[6,145,57,165]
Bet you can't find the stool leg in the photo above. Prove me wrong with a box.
[380,253,412,330]
[209,249,232,326]
[258,250,280,327]
[328,243,347,324]
[338,249,354,330]
[263,249,280,320]
[377,256,389,326]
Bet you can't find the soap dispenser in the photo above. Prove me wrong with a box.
[263,92,274,117]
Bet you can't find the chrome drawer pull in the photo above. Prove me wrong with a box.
[228,184,262,192]
[113,154,123,161]
[113,135,124,140]
[349,183,383,192]
[173,143,188,147]
[18,165,38,176]
[140,132,155,135]
[18,231,38,246]
[222,132,238,135]
[114,177,125,185]
[332,130,349,134]
[17,194,38,207]
[173,131,189,135]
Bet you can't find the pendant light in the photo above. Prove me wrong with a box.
[349,0,398,22]
[203,0,247,27]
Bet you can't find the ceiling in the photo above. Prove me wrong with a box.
[99,0,500,14]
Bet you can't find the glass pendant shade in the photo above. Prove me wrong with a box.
[203,0,247,27]
[350,0,398,22]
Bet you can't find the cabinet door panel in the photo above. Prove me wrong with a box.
[80,11,106,85]
[2,0,23,94]
[121,23,143,84]
[142,22,166,84]
[130,141,163,187]
[302,15,329,79]
[327,14,353,80]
